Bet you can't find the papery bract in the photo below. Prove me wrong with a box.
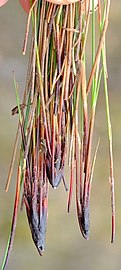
[19,0,34,13]
[19,0,79,14]
[0,0,8,8]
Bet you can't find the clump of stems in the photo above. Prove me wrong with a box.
[1,0,115,269]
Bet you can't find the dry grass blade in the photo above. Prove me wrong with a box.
[1,166,21,270]
[5,125,20,192]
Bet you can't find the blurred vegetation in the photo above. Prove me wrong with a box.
[0,1,121,269]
